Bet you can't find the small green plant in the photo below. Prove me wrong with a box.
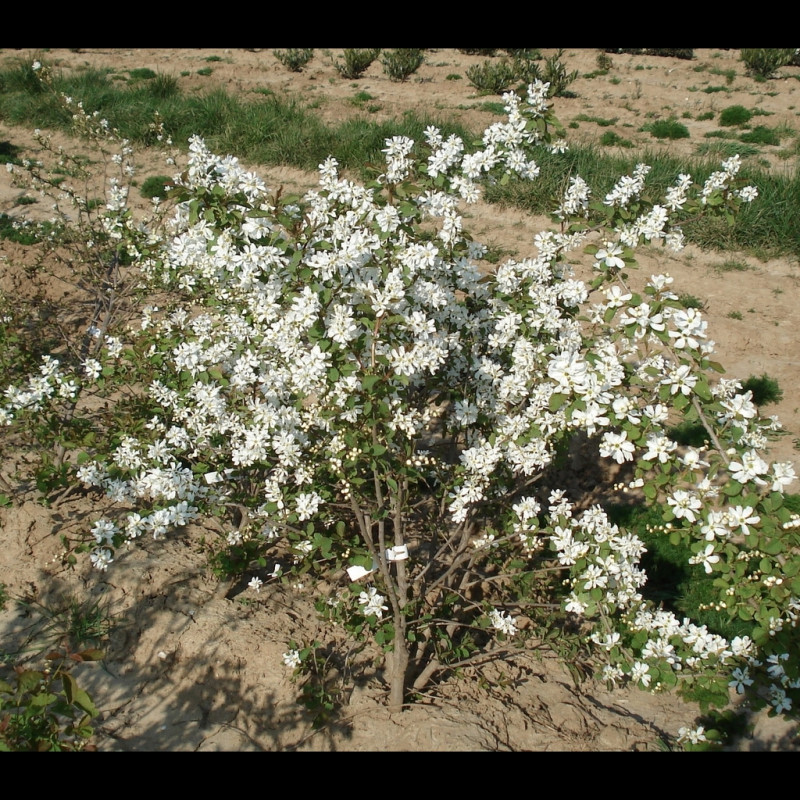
[148,73,180,99]
[458,49,497,56]
[739,125,781,146]
[16,592,115,655]
[0,651,101,751]
[727,310,743,320]
[285,641,349,730]
[573,114,617,127]
[600,131,633,148]
[205,55,222,63]
[695,140,761,159]
[740,48,795,80]
[741,373,783,406]
[466,58,518,95]
[350,90,374,106]
[504,49,541,60]
[381,49,425,82]
[710,66,736,85]
[14,195,37,206]
[333,49,380,80]
[446,73,462,81]
[716,258,751,273]
[0,591,110,752]
[128,67,156,80]
[139,175,173,200]
[696,111,715,121]
[527,49,579,98]
[643,118,690,140]
[273,49,314,73]
[719,105,753,127]
[197,67,213,77]
[702,86,730,94]
[478,101,507,115]
[596,51,613,72]
[678,292,706,310]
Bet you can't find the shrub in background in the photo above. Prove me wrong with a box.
[333,49,380,79]
[740,49,795,80]
[381,49,425,82]
[273,49,314,73]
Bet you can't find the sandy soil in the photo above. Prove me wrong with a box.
[1,48,799,751]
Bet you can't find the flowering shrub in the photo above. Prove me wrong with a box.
[4,70,800,723]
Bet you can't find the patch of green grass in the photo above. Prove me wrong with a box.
[197,67,213,77]
[350,90,374,105]
[147,73,180,100]
[710,66,736,84]
[727,310,743,320]
[3,61,800,262]
[14,195,36,206]
[609,76,621,85]
[128,67,157,81]
[702,85,730,94]
[573,113,617,127]
[643,118,690,140]
[695,140,761,160]
[15,591,116,655]
[739,125,781,146]
[715,258,752,273]
[478,101,506,115]
[719,105,753,127]
[678,292,706,310]
[445,73,462,81]
[599,130,633,148]
[695,111,715,121]
[205,55,222,63]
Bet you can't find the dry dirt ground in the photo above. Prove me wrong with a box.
[1,48,799,751]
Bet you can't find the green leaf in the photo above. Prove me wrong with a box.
[29,692,58,708]
[724,480,743,497]
[761,537,784,556]
[62,672,77,704]
[17,670,43,694]
[693,379,712,402]
[73,688,99,717]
